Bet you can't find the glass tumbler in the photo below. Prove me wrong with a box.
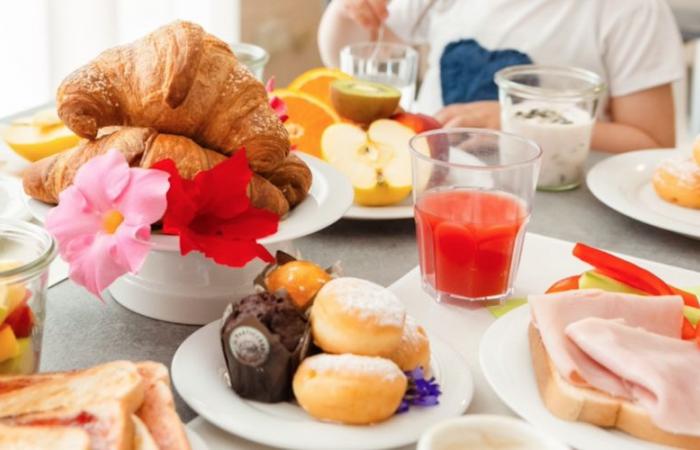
[0,220,56,374]
[230,42,270,80]
[340,42,418,111]
[409,129,541,303]
[495,65,604,191]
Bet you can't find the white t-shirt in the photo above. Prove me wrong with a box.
[386,0,685,116]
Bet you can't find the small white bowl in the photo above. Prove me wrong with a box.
[417,415,569,450]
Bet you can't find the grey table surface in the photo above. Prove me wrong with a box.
[38,151,700,423]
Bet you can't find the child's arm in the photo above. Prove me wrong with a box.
[318,0,404,68]
[592,83,676,153]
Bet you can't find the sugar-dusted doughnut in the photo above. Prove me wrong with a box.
[293,354,407,425]
[387,315,431,372]
[652,157,700,209]
[310,277,406,356]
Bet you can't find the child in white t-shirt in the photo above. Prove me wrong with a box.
[318,0,685,152]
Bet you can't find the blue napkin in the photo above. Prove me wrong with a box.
[440,39,532,105]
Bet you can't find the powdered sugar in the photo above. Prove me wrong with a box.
[400,316,426,350]
[656,157,700,188]
[305,354,403,381]
[321,277,406,326]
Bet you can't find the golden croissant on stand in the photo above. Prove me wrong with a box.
[266,153,313,208]
[22,127,290,216]
[56,20,289,173]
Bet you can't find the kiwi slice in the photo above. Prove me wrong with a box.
[330,79,401,124]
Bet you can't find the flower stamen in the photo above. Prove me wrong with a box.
[102,210,124,234]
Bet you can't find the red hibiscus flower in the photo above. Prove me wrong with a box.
[153,150,278,267]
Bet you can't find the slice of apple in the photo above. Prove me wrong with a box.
[322,119,430,206]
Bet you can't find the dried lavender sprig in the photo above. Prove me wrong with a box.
[396,366,442,414]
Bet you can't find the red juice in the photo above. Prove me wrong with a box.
[414,188,528,299]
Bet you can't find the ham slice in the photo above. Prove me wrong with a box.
[567,317,700,437]
[528,289,683,398]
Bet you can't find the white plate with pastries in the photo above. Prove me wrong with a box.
[172,277,474,450]
[25,152,353,246]
[480,304,679,450]
[587,148,700,239]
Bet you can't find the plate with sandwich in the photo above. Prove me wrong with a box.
[0,360,206,450]
[480,243,700,450]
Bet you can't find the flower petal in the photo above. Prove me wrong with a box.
[46,187,102,257]
[73,149,131,211]
[184,233,273,267]
[217,207,278,239]
[113,223,153,273]
[68,233,129,298]
[194,150,252,218]
[116,167,170,225]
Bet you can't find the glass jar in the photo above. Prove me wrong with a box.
[229,42,270,81]
[0,220,56,374]
[496,65,605,191]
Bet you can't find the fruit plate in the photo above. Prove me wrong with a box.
[479,305,676,450]
[172,321,474,450]
[345,196,414,220]
[587,149,700,239]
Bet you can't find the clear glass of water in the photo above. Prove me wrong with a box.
[340,42,418,111]
[229,42,270,81]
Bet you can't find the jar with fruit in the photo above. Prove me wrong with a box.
[0,220,56,374]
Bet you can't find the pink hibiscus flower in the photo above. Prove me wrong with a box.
[46,149,170,298]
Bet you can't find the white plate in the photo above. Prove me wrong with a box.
[25,153,353,247]
[480,305,675,450]
[172,321,474,450]
[0,175,30,221]
[345,197,414,220]
[186,428,210,450]
[587,149,700,239]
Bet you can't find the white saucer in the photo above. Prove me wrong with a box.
[0,175,30,221]
[172,321,474,450]
[587,149,700,239]
[480,305,672,450]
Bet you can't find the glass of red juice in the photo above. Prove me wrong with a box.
[409,129,541,303]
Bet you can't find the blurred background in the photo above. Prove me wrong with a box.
[1,0,699,135]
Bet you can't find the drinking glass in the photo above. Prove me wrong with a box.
[340,42,418,111]
[229,42,270,80]
[0,220,56,374]
[496,65,604,191]
[409,129,541,303]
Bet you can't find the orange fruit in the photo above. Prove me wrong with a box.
[273,89,340,157]
[288,68,352,106]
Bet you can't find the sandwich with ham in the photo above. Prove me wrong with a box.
[529,243,700,449]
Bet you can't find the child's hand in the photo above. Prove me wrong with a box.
[435,101,501,130]
[339,0,389,31]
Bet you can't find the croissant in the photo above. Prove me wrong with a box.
[56,20,289,173]
[265,153,313,208]
[22,127,290,216]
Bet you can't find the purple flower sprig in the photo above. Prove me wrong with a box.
[397,367,442,413]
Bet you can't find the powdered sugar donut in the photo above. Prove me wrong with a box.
[310,277,406,356]
[293,353,407,424]
[652,157,700,209]
[387,315,431,373]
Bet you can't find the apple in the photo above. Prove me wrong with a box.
[321,119,430,206]
[392,112,441,133]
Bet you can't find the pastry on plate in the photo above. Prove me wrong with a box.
[387,315,431,373]
[56,21,289,174]
[22,127,290,216]
[293,353,407,425]
[310,277,406,356]
[221,292,311,403]
[265,258,332,309]
[652,157,700,209]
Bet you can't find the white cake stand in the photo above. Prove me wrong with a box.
[26,153,353,324]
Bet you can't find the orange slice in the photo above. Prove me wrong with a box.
[274,89,341,158]
[288,68,352,106]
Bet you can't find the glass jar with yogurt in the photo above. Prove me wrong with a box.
[496,65,604,191]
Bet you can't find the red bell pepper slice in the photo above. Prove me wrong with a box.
[572,243,673,295]
[546,275,580,293]
[682,317,696,340]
